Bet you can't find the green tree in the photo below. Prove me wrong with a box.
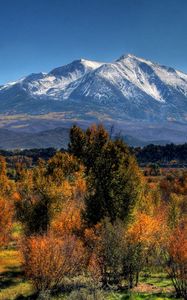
[69,124,109,171]
[69,124,142,225]
[96,219,124,287]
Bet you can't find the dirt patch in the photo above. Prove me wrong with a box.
[132,282,174,294]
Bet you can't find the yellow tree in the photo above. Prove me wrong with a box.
[123,210,168,288]
[15,152,85,235]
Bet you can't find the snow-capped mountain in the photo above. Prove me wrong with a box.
[0,54,187,123]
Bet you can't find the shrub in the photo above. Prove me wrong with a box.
[21,233,86,293]
[68,288,105,300]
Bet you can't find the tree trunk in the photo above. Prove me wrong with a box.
[135,271,139,287]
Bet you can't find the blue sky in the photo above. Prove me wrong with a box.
[0,0,187,84]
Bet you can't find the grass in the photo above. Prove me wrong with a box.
[113,293,178,299]
[11,223,23,241]
[140,272,173,289]
[0,249,33,300]
[0,248,182,300]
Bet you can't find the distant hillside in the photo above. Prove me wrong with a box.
[0,126,178,150]
[0,128,69,149]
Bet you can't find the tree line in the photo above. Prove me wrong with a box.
[0,140,187,173]
[134,143,187,165]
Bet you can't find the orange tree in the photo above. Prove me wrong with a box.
[122,210,168,288]
[21,233,86,293]
[0,197,13,247]
[16,152,87,295]
[165,224,187,298]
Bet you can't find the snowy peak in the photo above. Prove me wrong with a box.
[49,58,103,77]
[9,58,103,98]
[0,54,187,123]
[21,58,104,98]
[78,58,104,70]
[116,53,153,65]
[113,53,187,102]
[114,54,164,101]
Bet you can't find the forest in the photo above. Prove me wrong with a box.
[0,142,186,174]
[0,124,186,300]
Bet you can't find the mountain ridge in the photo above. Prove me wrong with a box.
[0,54,186,148]
[0,53,187,123]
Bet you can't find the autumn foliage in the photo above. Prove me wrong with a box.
[166,225,187,298]
[0,124,186,298]
[0,197,13,247]
[21,233,86,292]
[0,156,14,247]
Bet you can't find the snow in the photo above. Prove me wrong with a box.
[118,54,187,99]
[80,59,103,69]
[0,78,25,91]
[115,56,164,101]
[24,59,104,98]
[1,54,187,107]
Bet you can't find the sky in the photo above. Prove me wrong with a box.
[0,0,187,84]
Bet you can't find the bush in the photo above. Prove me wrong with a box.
[21,233,86,293]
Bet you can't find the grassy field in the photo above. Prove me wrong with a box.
[0,248,32,300]
[0,247,182,300]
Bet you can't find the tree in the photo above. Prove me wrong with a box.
[87,219,124,287]
[0,156,14,247]
[46,152,80,184]
[69,124,109,171]
[51,200,83,237]
[122,211,168,288]
[15,153,83,235]
[69,125,142,225]
[168,193,182,229]
[83,219,125,288]
[0,156,13,197]
[166,225,187,298]
[0,197,13,247]
[69,125,87,160]
[15,164,55,235]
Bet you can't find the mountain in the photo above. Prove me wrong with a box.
[0,54,187,122]
[0,54,187,148]
[0,59,103,114]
